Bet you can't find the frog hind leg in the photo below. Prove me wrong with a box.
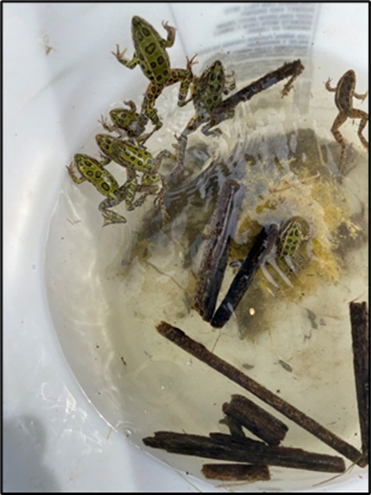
[99,197,127,226]
[142,173,169,221]
[142,83,164,129]
[170,114,205,177]
[167,68,193,107]
[142,67,193,128]
[348,108,369,150]
[330,112,348,171]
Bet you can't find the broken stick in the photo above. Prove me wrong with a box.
[223,394,288,445]
[143,431,345,473]
[201,463,270,482]
[350,301,369,460]
[156,321,365,466]
[192,179,244,321]
[211,225,278,328]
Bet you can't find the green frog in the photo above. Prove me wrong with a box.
[100,100,151,142]
[171,59,304,176]
[278,217,311,258]
[325,70,368,171]
[171,60,235,176]
[67,154,146,226]
[95,134,176,219]
[113,16,194,131]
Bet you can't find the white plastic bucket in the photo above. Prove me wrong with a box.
[4,3,368,492]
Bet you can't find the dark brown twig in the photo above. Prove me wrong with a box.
[214,60,305,114]
[211,225,279,328]
[223,394,288,445]
[156,322,364,465]
[201,463,270,481]
[350,301,369,461]
[192,180,244,321]
[143,431,345,473]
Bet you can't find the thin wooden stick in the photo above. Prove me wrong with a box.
[201,463,270,481]
[214,60,305,113]
[350,301,369,461]
[156,322,364,466]
[143,431,345,473]
[211,225,278,328]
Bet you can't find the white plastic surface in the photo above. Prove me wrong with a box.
[4,3,368,492]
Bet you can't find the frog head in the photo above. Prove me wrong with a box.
[131,16,157,41]
[95,134,115,155]
[74,154,95,176]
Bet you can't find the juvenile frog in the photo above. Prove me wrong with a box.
[325,70,368,171]
[278,217,311,258]
[100,100,150,142]
[113,16,194,132]
[171,59,304,176]
[67,154,144,226]
[95,134,175,219]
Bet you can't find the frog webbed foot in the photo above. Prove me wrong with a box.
[99,198,127,227]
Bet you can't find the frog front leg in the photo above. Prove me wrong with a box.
[112,46,139,69]
[161,21,176,48]
[223,71,236,95]
[353,90,369,102]
[66,162,86,184]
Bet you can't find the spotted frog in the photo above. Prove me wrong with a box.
[278,217,311,258]
[325,70,368,171]
[67,154,145,226]
[113,16,194,131]
[95,134,176,219]
[100,100,150,142]
[170,60,235,176]
[172,59,304,176]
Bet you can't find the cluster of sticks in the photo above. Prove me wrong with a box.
[192,179,278,328]
[143,302,368,482]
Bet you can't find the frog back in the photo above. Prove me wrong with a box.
[194,60,225,114]
[335,70,355,113]
[75,154,119,198]
[111,141,155,173]
[278,216,310,258]
[131,16,171,85]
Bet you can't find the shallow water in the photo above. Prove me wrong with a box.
[45,54,368,491]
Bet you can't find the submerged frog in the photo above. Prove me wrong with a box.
[278,217,311,258]
[67,154,145,226]
[100,100,151,142]
[95,134,175,219]
[113,16,194,131]
[325,70,368,171]
[172,59,304,175]
[170,60,235,175]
